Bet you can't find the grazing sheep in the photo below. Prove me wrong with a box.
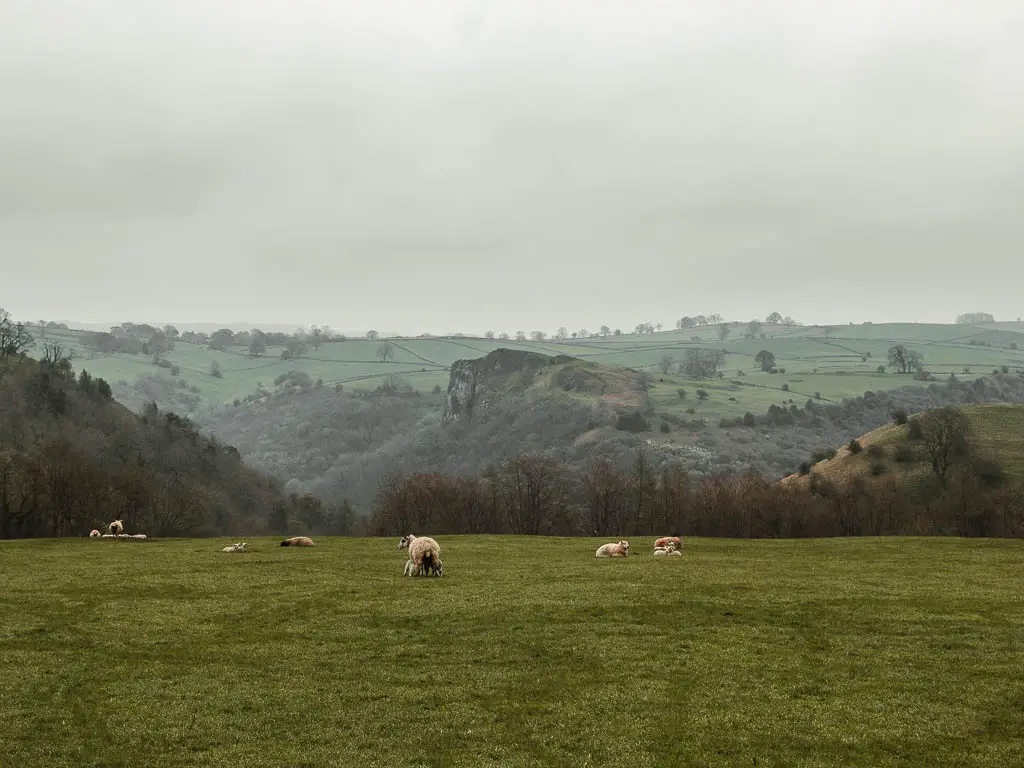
[654,536,682,550]
[595,540,630,558]
[280,536,315,547]
[398,534,442,577]
[108,520,124,536]
[89,529,101,538]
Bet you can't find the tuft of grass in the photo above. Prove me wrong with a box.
[1,536,1023,767]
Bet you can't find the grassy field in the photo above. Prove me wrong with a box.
[36,321,1024,421]
[2,536,1022,767]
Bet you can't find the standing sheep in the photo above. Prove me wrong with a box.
[398,534,442,577]
[595,540,630,558]
[108,520,124,536]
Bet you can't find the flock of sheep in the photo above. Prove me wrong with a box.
[88,521,684,574]
[89,519,147,540]
[595,536,683,557]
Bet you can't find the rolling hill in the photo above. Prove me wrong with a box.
[35,320,1024,423]
[781,403,1024,494]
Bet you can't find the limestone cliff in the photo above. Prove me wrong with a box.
[442,348,647,422]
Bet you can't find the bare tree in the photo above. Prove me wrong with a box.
[0,308,34,359]
[599,325,610,337]
[497,455,568,535]
[376,343,395,363]
[530,330,546,341]
[365,329,380,341]
[658,355,674,374]
[915,408,971,485]
[582,459,630,535]
[484,330,495,339]
[717,324,730,341]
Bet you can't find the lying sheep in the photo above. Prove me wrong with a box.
[221,542,248,553]
[280,536,314,547]
[89,529,101,538]
[595,540,630,558]
[130,534,147,540]
[652,541,679,556]
[654,535,682,550]
[399,534,442,577]
[108,519,124,536]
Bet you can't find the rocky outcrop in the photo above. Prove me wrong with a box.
[443,349,573,422]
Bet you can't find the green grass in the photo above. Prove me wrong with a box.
[37,321,1024,420]
[2,536,1022,767]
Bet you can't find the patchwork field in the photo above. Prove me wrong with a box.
[2,536,1022,767]
[37,322,1024,421]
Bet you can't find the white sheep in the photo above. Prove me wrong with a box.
[100,534,115,538]
[108,520,124,536]
[595,540,630,558]
[654,536,683,550]
[130,534,147,540]
[652,541,679,556]
[89,529,101,538]
[221,542,248,553]
[398,534,442,577]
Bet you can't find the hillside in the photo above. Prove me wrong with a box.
[0,353,331,539]
[33,320,1024,423]
[782,403,1024,496]
[443,348,648,422]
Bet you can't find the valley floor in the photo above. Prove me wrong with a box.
[1,536,1021,767]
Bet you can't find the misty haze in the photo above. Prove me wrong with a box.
[2,2,1023,766]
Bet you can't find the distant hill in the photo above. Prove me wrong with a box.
[781,403,1024,496]
[0,354,334,539]
[31,320,1024,426]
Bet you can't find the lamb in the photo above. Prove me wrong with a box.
[652,541,679,556]
[221,542,248,553]
[108,519,124,536]
[130,534,147,540]
[280,536,314,547]
[654,535,683,550]
[89,529,101,538]
[398,534,442,577]
[595,540,630,558]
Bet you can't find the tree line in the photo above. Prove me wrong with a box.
[370,444,1023,540]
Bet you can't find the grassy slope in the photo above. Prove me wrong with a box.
[784,403,1024,488]
[2,537,1022,767]
[42,322,1024,421]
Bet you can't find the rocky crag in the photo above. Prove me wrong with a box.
[442,348,648,423]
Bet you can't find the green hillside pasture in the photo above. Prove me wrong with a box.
[2,536,1022,767]
[47,323,1024,417]
[791,403,1024,491]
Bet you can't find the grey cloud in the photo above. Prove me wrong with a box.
[2,0,1023,330]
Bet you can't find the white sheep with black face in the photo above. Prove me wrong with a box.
[398,534,442,577]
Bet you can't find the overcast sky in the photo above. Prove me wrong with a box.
[2,0,1022,334]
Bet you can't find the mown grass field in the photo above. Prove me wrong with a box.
[37,322,1024,422]
[2,536,1022,767]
